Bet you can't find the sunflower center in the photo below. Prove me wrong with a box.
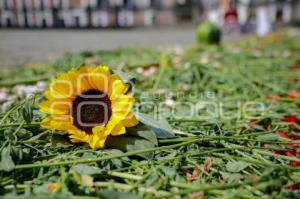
[72,89,112,134]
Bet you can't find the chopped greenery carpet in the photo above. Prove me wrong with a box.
[0,33,300,199]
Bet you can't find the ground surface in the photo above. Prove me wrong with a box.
[0,28,196,67]
[0,32,300,199]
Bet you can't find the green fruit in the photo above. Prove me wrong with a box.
[196,21,221,45]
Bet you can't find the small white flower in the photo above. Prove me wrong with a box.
[14,82,46,97]
[180,84,190,91]
[165,98,176,107]
[212,62,221,68]
[1,98,15,112]
[200,53,211,64]
[0,89,7,102]
[154,88,167,95]
[136,67,144,74]
[282,50,290,58]
[36,81,47,92]
[143,66,157,77]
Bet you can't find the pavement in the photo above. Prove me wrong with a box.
[0,28,196,67]
[1,27,299,68]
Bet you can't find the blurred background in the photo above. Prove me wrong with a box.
[0,0,300,66]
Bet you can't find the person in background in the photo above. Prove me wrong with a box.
[238,0,255,33]
[223,0,240,34]
[255,0,272,36]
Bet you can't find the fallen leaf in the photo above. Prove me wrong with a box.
[203,157,213,173]
[184,192,204,199]
[267,95,281,102]
[287,77,297,83]
[186,169,201,182]
[287,91,300,99]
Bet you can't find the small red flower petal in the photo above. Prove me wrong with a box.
[281,115,298,123]
[287,91,300,99]
[276,131,290,139]
[248,119,258,129]
[287,77,297,83]
[47,183,58,192]
[290,160,300,167]
[272,149,287,155]
[291,60,300,70]
[286,150,297,157]
[294,135,300,140]
[267,95,280,101]
[288,183,300,190]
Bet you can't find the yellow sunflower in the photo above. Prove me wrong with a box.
[39,66,138,149]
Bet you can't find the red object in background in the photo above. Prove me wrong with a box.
[281,115,299,130]
[281,115,298,123]
[287,91,300,99]
[248,119,258,129]
[267,95,281,102]
[291,60,300,70]
[287,77,297,83]
[290,160,300,167]
[247,118,271,130]
[286,150,297,157]
[224,10,238,22]
[273,130,300,168]
[272,149,286,155]
[277,130,290,139]
[288,183,300,190]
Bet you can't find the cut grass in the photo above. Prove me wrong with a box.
[0,33,300,198]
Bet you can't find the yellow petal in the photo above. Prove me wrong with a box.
[87,66,111,92]
[122,112,139,127]
[44,70,80,100]
[77,67,92,93]
[104,115,123,135]
[108,74,129,99]
[110,123,126,136]
[49,78,74,99]
[39,100,71,115]
[112,95,135,119]
[92,125,106,137]
[89,137,106,150]
[41,117,75,131]
[68,129,90,143]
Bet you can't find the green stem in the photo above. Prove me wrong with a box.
[213,153,300,170]
[0,103,22,125]
[94,181,170,197]
[0,74,51,87]
[0,121,40,128]
[159,132,299,145]
[254,150,300,162]
[107,171,142,181]
[168,181,251,196]
[14,139,200,169]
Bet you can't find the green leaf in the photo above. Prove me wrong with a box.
[160,51,172,68]
[97,189,140,199]
[127,124,158,145]
[72,164,101,175]
[135,113,174,138]
[71,169,94,187]
[22,97,34,124]
[105,135,155,159]
[257,133,280,142]
[112,69,133,83]
[159,166,177,179]
[226,161,251,173]
[51,132,73,148]
[0,147,15,172]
